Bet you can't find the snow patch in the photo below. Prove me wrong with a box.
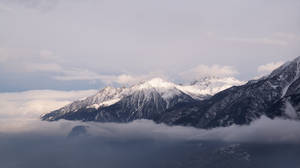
[281,57,300,98]
[285,101,298,119]
[87,98,121,109]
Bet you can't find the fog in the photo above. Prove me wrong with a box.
[1,116,300,144]
[1,118,300,168]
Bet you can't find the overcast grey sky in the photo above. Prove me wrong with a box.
[0,0,300,91]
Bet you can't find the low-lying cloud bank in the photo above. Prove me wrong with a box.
[0,90,300,144]
[0,89,97,118]
[1,117,300,144]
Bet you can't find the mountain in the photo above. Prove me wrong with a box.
[42,56,300,128]
[159,57,300,128]
[67,125,89,138]
[178,76,244,99]
[266,58,300,119]
[41,77,242,122]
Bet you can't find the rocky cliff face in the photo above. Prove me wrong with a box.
[159,57,300,128]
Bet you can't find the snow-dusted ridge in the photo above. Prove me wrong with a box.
[90,77,244,108]
[41,77,244,119]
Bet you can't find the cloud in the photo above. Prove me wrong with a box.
[0,47,167,86]
[0,47,63,72]
[273,32,300,41]
[225,32,300,47]
[65,116,300,144]
[0,48,117,82]
[180,64,239,81]
[0,47,10,63]
[0,0,60,12]
[226,37,289,46]
[1,0,300,92]
[38,49,62,61]
[196,117,300,144]
[1,119,299,168]
[0,3,15,13]
[24,62,63,72]
[1,47,240,86]
[53,69,105,81]
[257,61,284,74]
[1,115,300,144]
[0,90,97,119]
[114,74,141,85]
[54,69,167,85]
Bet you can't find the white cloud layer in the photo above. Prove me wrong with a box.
[0,47,63,72]
[225,32,300,46]
[0,90,97,119]
[257,61,284,74]
[54,70,167,86]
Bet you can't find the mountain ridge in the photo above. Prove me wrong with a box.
[41,57,300,128]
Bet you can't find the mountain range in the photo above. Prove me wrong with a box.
[41,57,300,128]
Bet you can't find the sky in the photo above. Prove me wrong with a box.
[0,0,300,91]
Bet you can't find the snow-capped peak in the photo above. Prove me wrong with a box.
[134,78,176,90]
[129,78,183,102]
[178,76,244,98]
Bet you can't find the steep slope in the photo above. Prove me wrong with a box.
[267,77,300,119]
[42,77,242,122]
[42,78,196,121]
[160,57,300,128]
[41,86,127,120]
